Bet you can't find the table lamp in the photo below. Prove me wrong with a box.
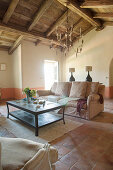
[86,66,92,82]
[69,68,75,81]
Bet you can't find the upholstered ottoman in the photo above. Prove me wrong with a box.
[0,137,58,170]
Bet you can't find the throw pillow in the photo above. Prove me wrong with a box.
[55,82,70,97]
[86,82,99,98]
[50,82,57,94]
[69,82,87,98]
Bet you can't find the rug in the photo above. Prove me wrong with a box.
[0,116,83,143]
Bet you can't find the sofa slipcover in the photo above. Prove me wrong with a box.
[37,82,105,120]
[0,137,58,170]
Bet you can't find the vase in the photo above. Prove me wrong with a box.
[26,94,31,103]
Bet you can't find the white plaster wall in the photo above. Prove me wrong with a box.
[0,50,13,88]
[11,45,22,88]
[64,27,113,86]
[21,41,63,88]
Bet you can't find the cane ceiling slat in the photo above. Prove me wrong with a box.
[0,0,112,53]
[32,1,66,33]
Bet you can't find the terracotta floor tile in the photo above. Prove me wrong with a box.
[103,133,113,141]
[83,149,103,166]
[96,136,113,149]
[91,145,106,155]
[57,145,71,159]
[100,152,113,164]
[93,162,113,170]
[50,134,74,146]
[52,142,71,159]
[70,165,80,170]
[106,142,113,155]
[54,161,68,170]
[76,142,94,155]
[63,142,76,150]
[72,159,93,170]
[60,149,80,168]
[63,134,87,149]
[82,136,98,146]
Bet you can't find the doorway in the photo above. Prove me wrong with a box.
[44,60,58,90]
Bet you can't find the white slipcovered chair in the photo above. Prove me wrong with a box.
[0,137,58,170]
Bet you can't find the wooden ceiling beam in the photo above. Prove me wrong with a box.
[73,18,84,33]
[9,35,23,54]
[28,0,53,31]
[104,21,113,26]
[46,9,71,37]
[94,13,113,19]
[3,0,19,24]
[0,35,16,41]
[82,26,94,36]
[0,47,9,51]
[56,0,101,28]
[0,37,15,43]
[81,1,113,8]
[0,40,13,47]
[0,23,62,47]
[0,30,3,36]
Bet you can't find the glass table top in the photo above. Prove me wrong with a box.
[7,99,65,113]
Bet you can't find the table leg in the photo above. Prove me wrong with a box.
[7,103,9,118]
[62,106,65,124]
[35,115,38,136]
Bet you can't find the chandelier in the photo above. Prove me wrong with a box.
[56,9,73,54]
[74,28,84,57]
[55,9,84,56]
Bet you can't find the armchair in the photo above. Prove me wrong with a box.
[0,137,58,170]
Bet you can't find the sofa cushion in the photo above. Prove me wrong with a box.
[66,100,87,110]
[47,95,63,103]
[86,82,99,98]
[55,82,71,97]
[69,82,87,98]
[39,95,64,103]
[50,82,57,94]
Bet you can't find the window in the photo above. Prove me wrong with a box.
[44,60,58,90]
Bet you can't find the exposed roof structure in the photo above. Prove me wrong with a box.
[0,0,113,54]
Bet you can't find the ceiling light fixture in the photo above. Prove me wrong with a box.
[55,9,84,56]
[56,9,73,55]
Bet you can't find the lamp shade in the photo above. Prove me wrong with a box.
[86,66,92,72]
[69,68,75,72]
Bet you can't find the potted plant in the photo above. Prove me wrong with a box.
[23,87,36,103]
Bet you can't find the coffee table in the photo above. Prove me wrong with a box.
[6,100,65,136]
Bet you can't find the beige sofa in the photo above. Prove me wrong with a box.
[0,137,58,170]
[38,82,105,120]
